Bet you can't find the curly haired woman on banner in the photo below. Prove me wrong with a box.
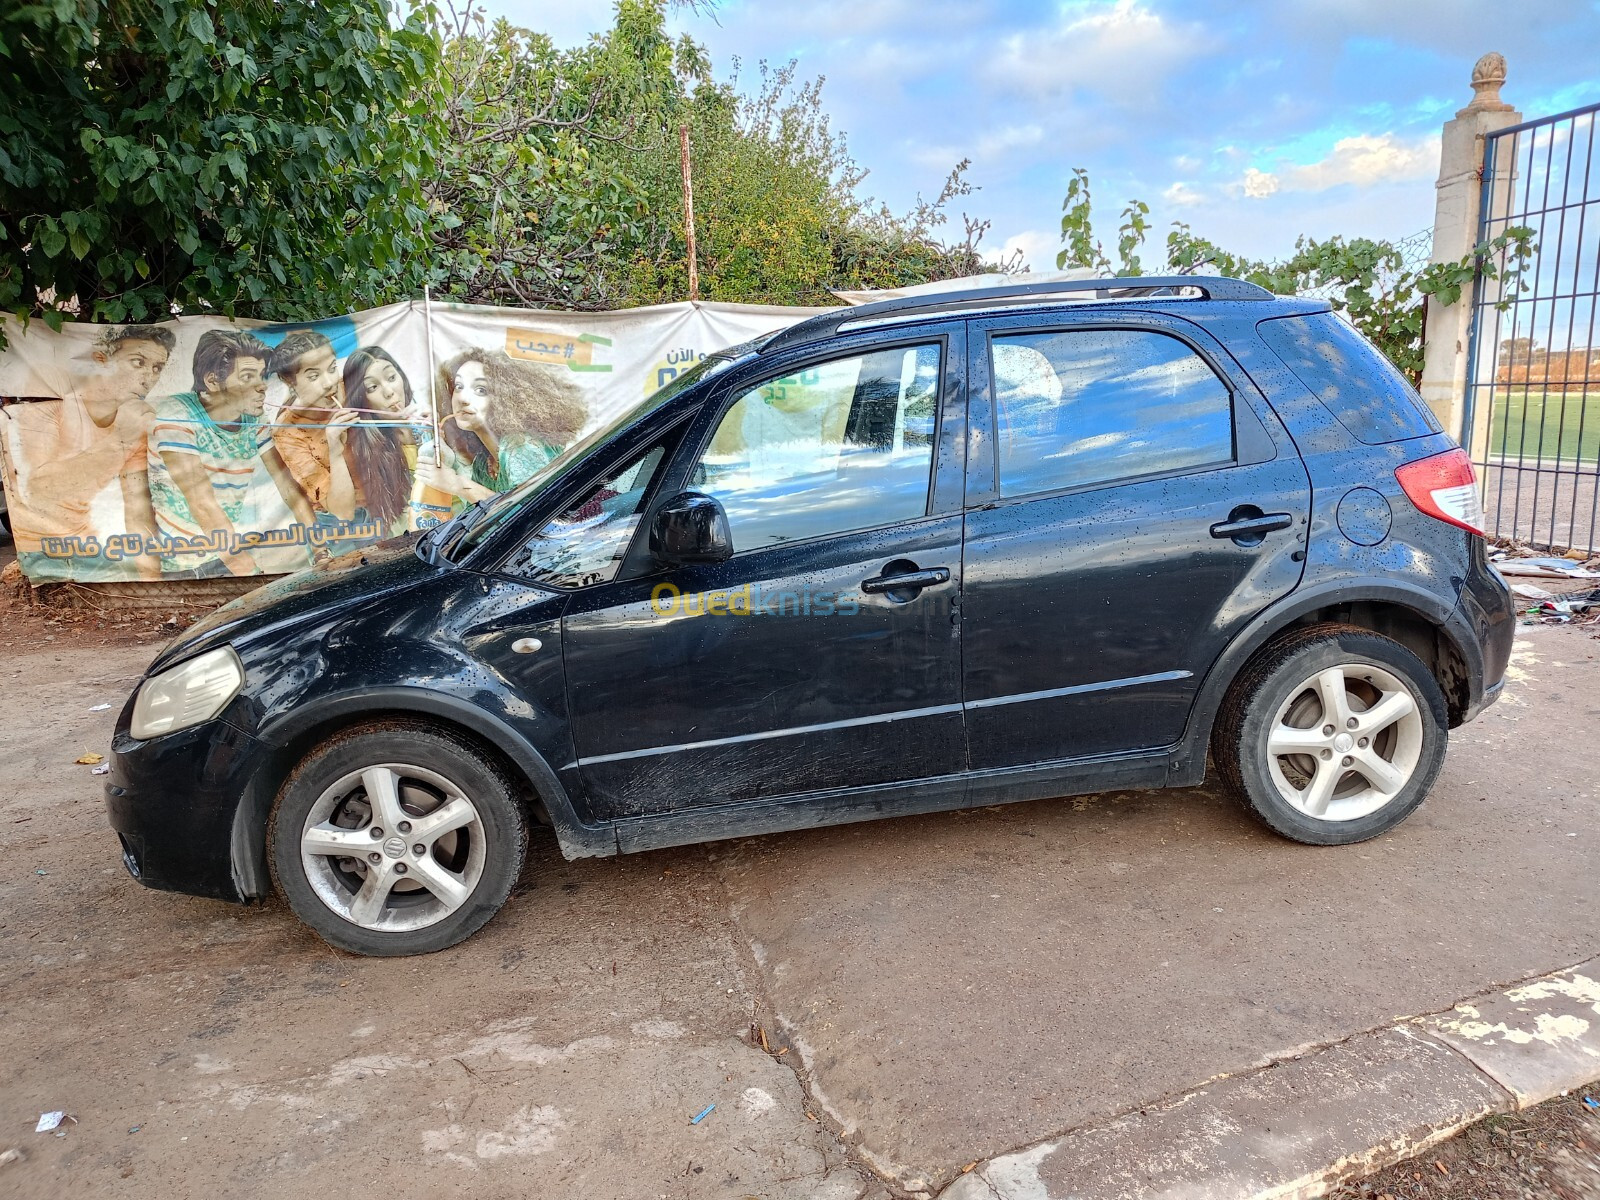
[415,347,587,506]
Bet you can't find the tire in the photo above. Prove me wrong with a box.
[1211,624,1448,846]
[268,721,528,956]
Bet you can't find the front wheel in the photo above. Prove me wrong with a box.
[1212,625,1449,845]
[268,722,528,955]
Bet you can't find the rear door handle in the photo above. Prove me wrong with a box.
[861,566,951,594]
[1210,509,1293,543]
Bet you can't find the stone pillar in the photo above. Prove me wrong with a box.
[1419,53,1521,448]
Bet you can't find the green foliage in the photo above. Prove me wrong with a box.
[0,0,443,340]
[1058,167,1536,383]
[1,0,1016,340]
[425,0,703,307]
[1056,168,1149,277]
[427,0,1016,310]
[622,61,1012,307]
[1166,222,1535,382]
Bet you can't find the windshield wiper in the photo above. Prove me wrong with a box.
[433,496,499,563]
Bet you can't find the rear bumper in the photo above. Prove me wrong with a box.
[1464,678,1505,722]
[1450,540,1516,724]
[105,711,266,903]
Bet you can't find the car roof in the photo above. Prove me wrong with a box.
[759,275,1295,358]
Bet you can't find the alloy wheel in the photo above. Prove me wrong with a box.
[1265,663,1425,822]
[299,763,486,931]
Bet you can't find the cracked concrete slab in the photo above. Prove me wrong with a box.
[0,634,871,1200]
[1422,959,1600,1108]
[712,628,1598,1193]
[941,1027,1511,1200]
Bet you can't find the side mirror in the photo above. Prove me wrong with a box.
[650,491,733,564]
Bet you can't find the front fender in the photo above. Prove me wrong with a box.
[251,687,616,863]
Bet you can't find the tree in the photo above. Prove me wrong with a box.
[0,0,442,340]
[620,57,1018,306]
[1055,168,1534,383]
[426,0,706,309]
[428,1,1018,311]
[2,0,1017,339]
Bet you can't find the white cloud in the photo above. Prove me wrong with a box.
[1285,132,1440,190]
[976,124,1045,160]
[1242,167,1281,198]
[1237,132,1440,198]
[1162,181,1205,207]
[986,0,1215,104]
[906,141,963,171]
[1001,229,1059,272]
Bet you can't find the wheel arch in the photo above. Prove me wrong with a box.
[1180,579,1478,775]
[232,689,615,899]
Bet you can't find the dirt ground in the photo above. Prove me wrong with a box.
[2,555,1598,1197]
[1331,1089,1600,1200]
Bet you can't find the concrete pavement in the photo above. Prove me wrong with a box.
[1,616,1596,1198]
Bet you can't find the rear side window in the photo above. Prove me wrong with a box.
[1258,312,1441,444]
[989,328,1234,499]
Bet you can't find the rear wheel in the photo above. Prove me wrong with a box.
[268,723,528,955]
[1212,625,1448,845]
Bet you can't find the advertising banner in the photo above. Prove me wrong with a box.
[0,299,821,584]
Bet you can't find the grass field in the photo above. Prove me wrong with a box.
[1485,388,1600,463]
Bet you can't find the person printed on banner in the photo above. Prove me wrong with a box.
[415,347,586,507]
[6,325,173,582]
[340,347,447,532]
[146,329,318,578]
[265,330,375,555]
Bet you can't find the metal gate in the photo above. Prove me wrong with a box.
[1464,100,1600,551]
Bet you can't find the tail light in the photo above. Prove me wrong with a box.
[1395,448,1484,535]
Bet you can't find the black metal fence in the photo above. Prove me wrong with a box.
[1464,100,1600,551]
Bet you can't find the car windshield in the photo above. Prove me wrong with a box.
[437,352,740,562]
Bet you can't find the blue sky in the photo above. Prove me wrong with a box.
[481,0,1600,270]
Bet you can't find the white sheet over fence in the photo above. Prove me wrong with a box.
[0,299,824,584]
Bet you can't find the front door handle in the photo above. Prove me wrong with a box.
[1210,507,1293,545]
[861,565,951,595]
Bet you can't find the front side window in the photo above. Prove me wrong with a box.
[990,328,1234,499]
[503,442,669,588]
[696,343,941,551]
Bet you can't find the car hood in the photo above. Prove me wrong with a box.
[147,533,445,674]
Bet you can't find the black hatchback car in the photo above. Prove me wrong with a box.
[107,277,1514,955]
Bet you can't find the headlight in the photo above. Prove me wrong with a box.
[130,647,245,740]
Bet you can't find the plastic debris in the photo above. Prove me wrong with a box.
[0,1148,21,1167]
[91,764,110,776]
[1584,1095,1599,1110]
[74,753,104,765]
[34,869,47,876]
[89,703,112,712]
[690,1104,716,1125]
[1510,583,1555,601]
[128,1125,142,1134]
[34,1112,65,1134]
[1497,557,1600,579]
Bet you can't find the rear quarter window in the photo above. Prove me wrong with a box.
[1257,312,1441,444]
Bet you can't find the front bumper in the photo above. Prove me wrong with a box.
[105,710,268,903]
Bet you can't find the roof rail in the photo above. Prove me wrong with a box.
[761,275,1273,356]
